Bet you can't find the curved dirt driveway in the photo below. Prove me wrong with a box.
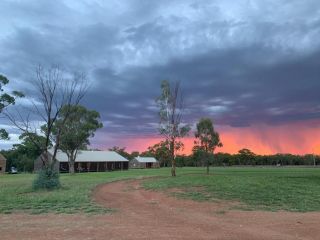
[93,179,320,240]
[1,179,320,240]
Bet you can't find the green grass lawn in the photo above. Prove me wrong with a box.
[1,167,320,214]
[0,168,200,214]
[143,167,320,212]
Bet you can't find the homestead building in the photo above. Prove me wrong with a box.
[35,149,129,173]
[130,156,160,169]
[0,153,6,174]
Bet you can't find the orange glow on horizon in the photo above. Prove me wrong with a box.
[104,120,320,155]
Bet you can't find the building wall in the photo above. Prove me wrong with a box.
[105,161,129,171]
[129,159,145,168]
[129,159,160,169]
[152,162,160,168]
[147,162,160,168]
[61,161,129,172]
[35,152,129,173]
[0,158,6,173]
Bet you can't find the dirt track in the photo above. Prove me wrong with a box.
[1,179,320,240]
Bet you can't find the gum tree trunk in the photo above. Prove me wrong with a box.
[68,151,76,174]
[69,161,75,174]
[170,139,176,177]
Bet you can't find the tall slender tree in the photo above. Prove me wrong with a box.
[156,80,190,176]
[194,118,222,174]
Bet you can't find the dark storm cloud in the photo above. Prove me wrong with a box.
[86,45,320,129]
[1,0,320,148]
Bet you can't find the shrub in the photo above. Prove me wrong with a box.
[33,168,61,190]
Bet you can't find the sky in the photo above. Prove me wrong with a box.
[0,0,320,155]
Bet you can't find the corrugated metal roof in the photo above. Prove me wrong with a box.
[135,156,158,163]
[48,149,129,162]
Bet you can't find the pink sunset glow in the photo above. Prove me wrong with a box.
[100,120,320,155]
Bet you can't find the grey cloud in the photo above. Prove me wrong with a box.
[1,0,320,149]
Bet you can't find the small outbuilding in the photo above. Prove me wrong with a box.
[130,156,160,169]
[35,149,129,173]
[0,153,7,174]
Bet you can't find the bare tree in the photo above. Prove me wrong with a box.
[156,80,190,177]
[5,66,87,182]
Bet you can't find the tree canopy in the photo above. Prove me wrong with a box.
[238,148,256,165]
[2,133,48,172]
[53,104,103,173]
[0,74,24,139]
[143,140,172,167]
[195,118,222,174]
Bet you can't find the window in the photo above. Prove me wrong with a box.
[0,167,2,171]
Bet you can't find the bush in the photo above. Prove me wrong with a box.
[33,168,61,190]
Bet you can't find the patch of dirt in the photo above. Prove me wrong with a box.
[1,179,320,240]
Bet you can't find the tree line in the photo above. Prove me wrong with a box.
[3,143,319,173]
[1,70,318,189]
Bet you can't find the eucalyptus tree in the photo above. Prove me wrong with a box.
[0,74,24,139]
[53,105,103,174]
[156,80,190,176]
[194,118,222,174]
[238,148,256,165]
[145,140,170,167]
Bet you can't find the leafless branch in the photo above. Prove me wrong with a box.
[5,65,88,170]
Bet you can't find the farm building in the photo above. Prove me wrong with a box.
[34,149,129,173]
[0,153,6,173]
[130,156,160,169]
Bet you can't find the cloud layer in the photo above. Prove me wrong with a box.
[1,0,320,153]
